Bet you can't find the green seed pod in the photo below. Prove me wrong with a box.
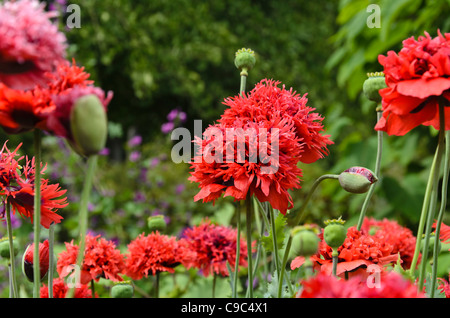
[290,229,320,258]
[234,48,256,76]
[111,281,134,298]
[70,94,108,157]
[0,237,19,259]
[323,218,347,249]
[363,72,387,103]
[338,167,378,194]
[147,215,167,232]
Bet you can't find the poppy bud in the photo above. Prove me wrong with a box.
[290,228,320,258]
[363,72,387,103]
[0,237,18,259]
[111,281,134,298]
[234,48,256,76]
[323,218,347,249]
[147,215,167,232]
[22,240,53,282]
[70,94,108,157]
[338,166,378,194]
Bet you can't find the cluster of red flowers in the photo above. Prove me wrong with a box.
[189,79,332,215]
[0,141,67,228]
[376,31,450,135]
[297,271,424,298]
[45,220,246,297]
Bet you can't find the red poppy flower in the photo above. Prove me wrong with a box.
[0,142,67,229]
[375,31,450,135]
[0,0,67,90]
[360,217,417,269]
[57,234,125,284]
[312,226,398,278]
[438,274,450,298]
[22,240,50,282]
[189,117,303,214]
[125,231,195,280]
[181,219,248,277]
[40,278,95,298]
[219,79,333,164]
[296,271,424,298]
[433,220,450,244]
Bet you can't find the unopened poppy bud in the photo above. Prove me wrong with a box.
[363,72,387,103]
[111,281,134,298]
[22,240,52,282]
[323,218,347,249]
[0,237,18,259]
[290,228,320,258]
[147,215,167,232]
[235,48,256,76]
[338,166,378,194]
[70,94,108,157]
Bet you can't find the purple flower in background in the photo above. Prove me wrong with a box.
[175,184,185,195]
[167,109,179,122]
[161,122,175,134]
[134,191,146,203]
[128,135,142,148]
[129,151,141,162]
[99,148,110,156]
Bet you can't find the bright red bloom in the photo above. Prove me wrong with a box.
[376,31,450,135]
[57,234,125,284]
[190,117,303,214]
[22,240,50,282]
[438,274,450,298]
[361,217,417,269]
[181,219,248,277]
[296,271,424,298]
[433,220,450,244]
[312,226,398,278]
[0,142,67,229]
[0,0,67,90]
[125,231,195,280]
[40,278,95,298]
[219,79,333,164]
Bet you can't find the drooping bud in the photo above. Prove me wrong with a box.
[234,48,256,76]
[147,215,167,232]
[111,281,134,298]
[70,94,108,157]
[338,167,378,194]
[323,217,347,249]
[0,237,19,259]
[290,225,320,258]
[22,240,51,282]
[363,72,387,103]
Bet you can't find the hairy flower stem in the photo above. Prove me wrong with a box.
[233,201,241,298]
[410,103,445,285]
[332,249,338,277]
[5,202,18,298]
[48,222,55,298]
[269,206,280,285]
[290,174,340,227]
[357,110,383,231]
[67,155,98,298]
[431,132,450,297]
[245,194,253,297]
[33,129,42,298]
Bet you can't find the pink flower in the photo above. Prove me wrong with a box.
[0,0,67,90]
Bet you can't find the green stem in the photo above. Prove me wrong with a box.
[430,132,450,297]
[240,74,247,95]
[357,110,383,231]
[67,155,98,298]
[269,206,280,285]
[5,201,18,298]
[48,222,55,298]
[233,201,241,298]
[33,129,42,298]
[332,249,338,277]
[155,272,159,298]
[290,174,340,227]
[245,195,254,297]
[277,235,292,298]
[409,104,445,280]
[212,274,216,298]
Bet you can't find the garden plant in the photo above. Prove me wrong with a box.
[0,0,449,302]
